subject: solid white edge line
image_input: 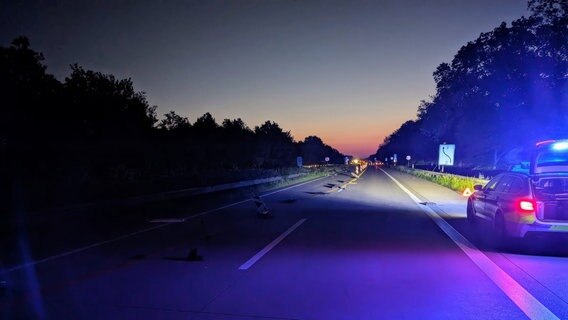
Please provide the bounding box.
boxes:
[4,175,330,275]
[379,168,559,320]
[239,218,307,270]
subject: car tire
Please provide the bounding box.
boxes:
[493,212,510,250]
[467,200,477,224]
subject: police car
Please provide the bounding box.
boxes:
[467,140,568,241]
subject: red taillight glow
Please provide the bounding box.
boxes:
[518,200,535,212]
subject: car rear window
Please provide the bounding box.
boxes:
[533,177,568,198]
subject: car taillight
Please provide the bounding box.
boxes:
[518,199,535,212]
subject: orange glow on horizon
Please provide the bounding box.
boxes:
[289,113,411,158]
[295,127,401,158]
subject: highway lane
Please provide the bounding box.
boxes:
[1,175,330,270]
[1,172,351,318]
[4,167,567,319]
[384,167,568,319]
[193,168,527,320]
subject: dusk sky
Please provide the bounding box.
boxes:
[1,0,528,157]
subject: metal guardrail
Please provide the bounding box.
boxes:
[38,172,312,216]
[127,173,308,203]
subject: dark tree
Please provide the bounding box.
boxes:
[375,0,568,169]
[193,112,219,132]
[158,111,191,132]
[0,36,61,143]
[1,37,346,211]
[254,121,295,168]
[63,64,157,139]
[299,136,344,164]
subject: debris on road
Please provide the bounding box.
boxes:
[187,248,203,261]
[252,194,272,218]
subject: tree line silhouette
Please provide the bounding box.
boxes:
[374,0,568,169]
[0,38,344,210]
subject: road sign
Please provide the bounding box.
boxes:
[325,157,330,162]
[296,156,303,167]
[438,144,455,166]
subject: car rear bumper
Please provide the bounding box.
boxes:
[508,221,568,238]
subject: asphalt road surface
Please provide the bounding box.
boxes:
[3,167,568,319]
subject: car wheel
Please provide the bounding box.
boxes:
[493,212,509,250]
[467,200,476,224]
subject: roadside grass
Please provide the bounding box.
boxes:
[394,166,488,194]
